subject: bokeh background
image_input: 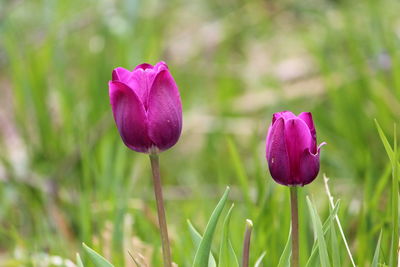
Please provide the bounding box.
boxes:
[0,0,399,266]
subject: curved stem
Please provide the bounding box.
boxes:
[290,186,299,267]
[149,154,172,267]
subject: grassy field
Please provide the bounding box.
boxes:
[0,0,399,266]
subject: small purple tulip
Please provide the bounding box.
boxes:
[109,61,182,153]
[266,111,326,186]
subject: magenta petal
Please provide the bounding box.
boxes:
[112,67,132,82]
[299,112,317,152]
[298,143,325,185]
[266,118,291,185]
[147,69,182,151]
[284,118,312,183]
[134,63,154,70]
[109,81,152,153]
[273,111,297,124]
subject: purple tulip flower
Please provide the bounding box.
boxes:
[266,111,326,186]
[109,61,182,153]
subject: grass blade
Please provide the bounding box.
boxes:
[306,200,340,267]
[375,120,394,162]
[277,227,291,267]
[76,253,84,267]
[82,243,114,267]
[187,220,217,267]
[218,204,239,267]
[372,230,382,267]
[324,175,356,267]
[192,186,230,267]
[375,122,399,266]
[330,205,340,267]
[254,251,266,267]
[306,196,331,267]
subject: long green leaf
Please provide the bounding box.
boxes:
[306,197,331,267]
[192,187,230,267]
[82,243,114,267]
[306,201,340,267]
[187,220,217,267]
[375,122,399,266]
[76,253,84,267]
[218,204,239,267]
[329,205,340,267]
[372,230,382,267]
[277,227,291,267]
[254,251,266,267]
[390,125,399,266]
[375,120,394,162]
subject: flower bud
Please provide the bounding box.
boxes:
[109,62,182,153]
[266,111,325,186]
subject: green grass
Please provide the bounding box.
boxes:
[0,0,399,266]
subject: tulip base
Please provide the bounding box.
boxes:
[290,186,299,267]
[149,153,172,267]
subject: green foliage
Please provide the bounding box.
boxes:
[192,187,230,267]
[307,197,331,267]
[187,221,217,267]
[82,243,114,267]
[218,204,239,267]
[277,228,291,267]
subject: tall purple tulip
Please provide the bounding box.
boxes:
[265,111,325,267]
[109,61,182,154]
[266,111,325,186]
[109,61,182,267]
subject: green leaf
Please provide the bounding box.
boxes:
[306,201,340,267]
[76,253,84,267]
[254,251,266,267]
[329,205,340,267]
[375,120,394,162]
[306,197,331,267]
[372,230,382,267]
[192,186,230,267]
[218,204,239,267]
[82,243,114,267]
[375,122,399,266]
[277,227,291,267]
[187,220,217,267]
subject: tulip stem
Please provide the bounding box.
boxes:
[290,186,299,267]
[149,153,172,267]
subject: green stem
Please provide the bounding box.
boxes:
[290,186,299,267]
[149,154,172,267]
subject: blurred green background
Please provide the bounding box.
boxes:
[0,0,399,266]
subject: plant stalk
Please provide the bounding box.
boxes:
[242,219,253,267]
[149,154,172,267]
[290,186,299,267]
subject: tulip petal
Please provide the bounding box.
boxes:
[134,63,154,70]
[112,67,132,82]
[284,118,313,184]
[266,118,291,185]
[130,63,169,108]
[147,69,182,151]
[299,112,317,152]
[273,111,297,124]
[109,81,152,153]
[298,142,326,185]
